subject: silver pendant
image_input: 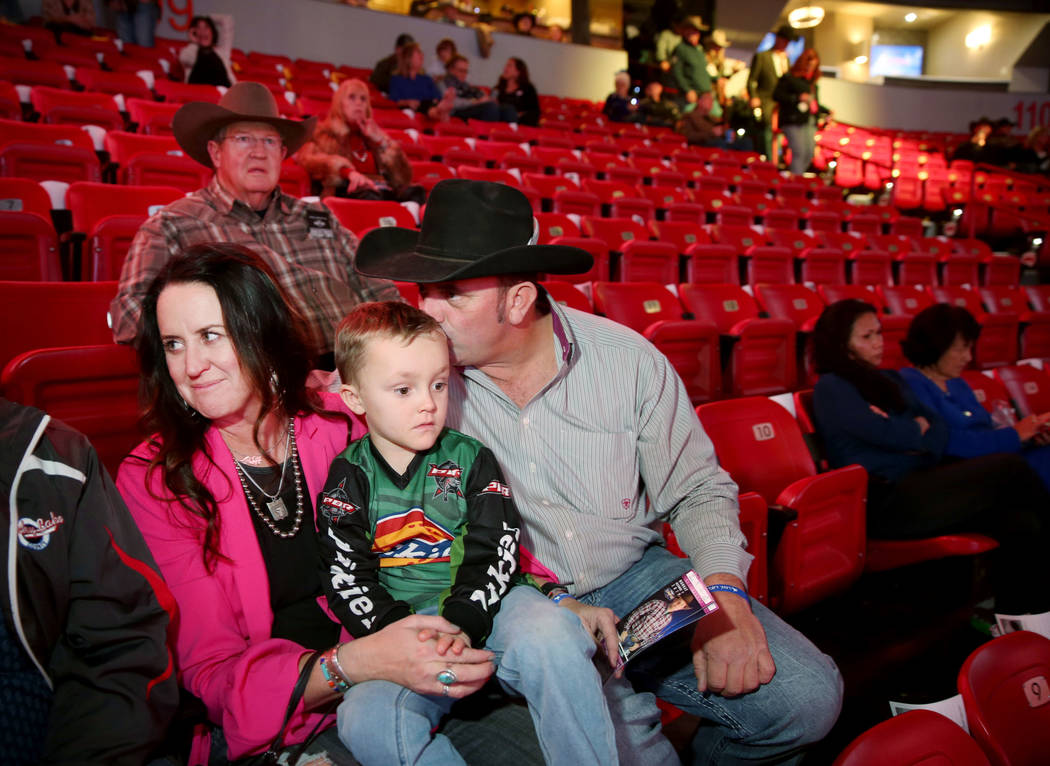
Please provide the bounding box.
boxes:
[267,497,289,521]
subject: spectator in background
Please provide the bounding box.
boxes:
[602,71,641,123]
[899,304,1050,491]
[0,398,179,765]
[987,116,1020,165]
[298,78,423,203]
[704,29,743,121]
[951,117,994,164]
[178,14,235,87]
[109,0,159,47]
[513,11,536,36]
[672,16,711,113]
[637,80,680,127]
[1016,125,1050,175]
[495,57,540,126]
[548,25,566,42]
[749,24,797,160]
[812,298,1050,616]
[370,32,414,94]
[42,0,95,40]
[427,37,457,78]
[653,16,683,77]
[439,54,516,122]
[109,81,400,363]
[389,41,456,123]
[773,47,827,174]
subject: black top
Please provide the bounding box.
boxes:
[242,460,339,650]
[189,47,232,87]
[497,80,540,126]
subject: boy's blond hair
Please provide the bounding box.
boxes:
[335,301,444,385]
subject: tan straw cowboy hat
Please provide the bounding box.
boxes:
[172,81,316,168]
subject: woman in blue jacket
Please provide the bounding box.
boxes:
[899,303,1050,491]
[812,299,1050,613]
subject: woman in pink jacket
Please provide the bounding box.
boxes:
[116,243,503,763]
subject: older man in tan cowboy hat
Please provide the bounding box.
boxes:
[109,81,399,364]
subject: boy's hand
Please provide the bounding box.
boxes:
[559,599,623,676]
[429,630,472,656]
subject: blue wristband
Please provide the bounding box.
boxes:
[707,584,751,607]
[551,592,574,605]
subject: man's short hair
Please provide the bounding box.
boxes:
[335,301,444,384]
[395,33,415,48]
[446,54,468,72]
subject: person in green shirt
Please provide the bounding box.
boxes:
[671,16,712,113]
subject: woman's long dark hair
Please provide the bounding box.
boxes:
[135,243,325,571]
[812,299,906,412]
[499,57,532,92]
[190,15,219,48]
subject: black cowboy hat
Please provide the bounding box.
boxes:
[355,180,593,283]
[172,81,316,168]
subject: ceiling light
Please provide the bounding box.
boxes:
[905,12,917,23]
[854,55,868,64]
[788,6,825,29]
[965,24,991,49]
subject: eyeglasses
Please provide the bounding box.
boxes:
[224,134,282,151]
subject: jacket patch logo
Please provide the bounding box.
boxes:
[427,460,463,500]
[321,478,358,523]
[17,512,65,551]
[481,480,511,498]
[373,508,454,566]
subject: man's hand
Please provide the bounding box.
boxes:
[690,574,775,696]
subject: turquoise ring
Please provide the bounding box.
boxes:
[436,668,457,686]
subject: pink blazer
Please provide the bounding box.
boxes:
[116,393,366,760]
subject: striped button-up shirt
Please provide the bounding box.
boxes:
[109,176,400,354]
[447,300,750,596]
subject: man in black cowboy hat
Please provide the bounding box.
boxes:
[748,23,799,161]
[355,179,844,764]
[109,81,399,362]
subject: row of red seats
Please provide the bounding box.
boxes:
[833,631,1050,765]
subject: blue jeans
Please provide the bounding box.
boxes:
[577,546,843,765]
[336,585,676,765]
[781,122,815,175]
[115,1,159,47]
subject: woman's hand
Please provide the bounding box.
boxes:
[1015,412,1050,441]
[913,416,930,435]
[345,170,377,193]
[357,117,387,145]
[341,615,494,699]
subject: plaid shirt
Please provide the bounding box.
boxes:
[109,176,400,355]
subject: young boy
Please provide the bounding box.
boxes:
[317,301,626,766]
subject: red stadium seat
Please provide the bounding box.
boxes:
[817,284,880,309]
[74,68,152,100]
[552,188,600,217]
[153,80,222,104]
[30,86,123,130]
[582,216,649,253]
[754,284,823,332]
[831,710,990,766]
[83,214,144,281]
[103,131,206,190]
[649,220,710,253]
[0,281,117,370]
[592,281,720,404]
[848,250,894,286]
[879,284,935,316]
[1,343,142,475]
[995,365,1050,417]
[278,160,311,198]
[322,198,415,236]
[66,181,182,235]
[744,245,794,287]
[679,284,796,396]
[540,281,592,313]
[960,370,1014,415]
[534,212,580,243]
[409,161,454,192]
[0,56,70,89]
[618,240,680,283]
[0,177,53,220]
[980,286,1050,359]
[696,396,866,614]
[546,236,610,283]
[958,631,1050,766]
[0,211,60,280]
[125,97,180,134]
[682,243,738,285]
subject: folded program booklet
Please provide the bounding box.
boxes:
[615,569,720,670]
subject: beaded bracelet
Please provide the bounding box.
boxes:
[706,584,751,608]
[330,643,354,690]
[319,650,351,694]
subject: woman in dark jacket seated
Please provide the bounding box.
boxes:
[899,303,1050,491]
[812,299,1050,613]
